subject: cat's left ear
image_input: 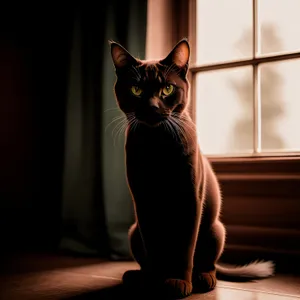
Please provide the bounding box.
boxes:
[159,38,190,75]
[109,40,138,69]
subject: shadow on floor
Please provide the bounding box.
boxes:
[63,283,174,300]
[0,252,108,275]
[63,284,126,300]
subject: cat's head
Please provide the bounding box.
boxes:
[110,39,190,127]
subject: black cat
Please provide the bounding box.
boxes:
[110,39,274,299]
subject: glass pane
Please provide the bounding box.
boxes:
[196,67,253,155]
[261,59,300,152]
[196,0,253,65]
[259,0,300,55]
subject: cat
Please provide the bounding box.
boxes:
[109,39,274,299]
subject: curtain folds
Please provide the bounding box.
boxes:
[60,0,147,260]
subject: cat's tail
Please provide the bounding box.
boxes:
[216,260,275,282]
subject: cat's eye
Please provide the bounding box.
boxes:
[131,86,143,96]
[162,84,175,96]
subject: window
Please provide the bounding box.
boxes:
[146,0,300,273]
[189,0,300,157]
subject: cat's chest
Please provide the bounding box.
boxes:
[126,134,191,183]
[127,136,183,167]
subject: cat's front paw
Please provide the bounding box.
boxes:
[163,278,192,299]
[192,270,217,293]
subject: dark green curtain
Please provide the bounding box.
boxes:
[59,0,147,259]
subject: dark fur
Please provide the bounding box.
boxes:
[110,39,274,298]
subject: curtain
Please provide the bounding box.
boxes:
[60,0,147,260]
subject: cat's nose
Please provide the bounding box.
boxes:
[149,98,159,111]
[150,105,159,112]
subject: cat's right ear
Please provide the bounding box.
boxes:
[109,40,137,69]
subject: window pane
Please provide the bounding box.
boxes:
[196,67,253,155]
[261,59,300,152]
[196,0,252,65]
[259,0,300,55]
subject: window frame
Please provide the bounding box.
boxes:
[188,0,300,158]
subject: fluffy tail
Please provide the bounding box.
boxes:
[216,260,275,282]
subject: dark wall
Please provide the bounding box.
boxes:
[0,3,73,252]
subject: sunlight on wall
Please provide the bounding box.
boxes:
[196,0,300,155]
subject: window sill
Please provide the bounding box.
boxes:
[207,155,300,273]
[208,155,300,174]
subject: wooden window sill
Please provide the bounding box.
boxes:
[207,155,300,273]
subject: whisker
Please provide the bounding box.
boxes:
[105,115,126,133]
[174,119,196,136]
[112,117,128,141]
[127,70,140,82]
[113,118,133,146]
[168,118,189,150]
[168,113,198,154]
[171,112,196,132]
[113,124,126,147]
[163,64,172,78]
[104,107,119,113]
[127,65,141,82]
[166,63,176,77]
[132,65,142,79]
[171,116,195,142]
[114,122,127,146]
[112,113,138,146]
[164,63,177,79]
[161,120,169,134]
[127,115,137,128]
[130,118,140,133]
[165,119,181,144]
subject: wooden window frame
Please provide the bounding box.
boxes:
[146,0,300,273]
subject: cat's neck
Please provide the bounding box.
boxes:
[125,111,197,155]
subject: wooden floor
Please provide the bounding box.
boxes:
[0,253,300,299]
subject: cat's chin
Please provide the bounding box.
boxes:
[136,115,168,128]
[138,119,163,128]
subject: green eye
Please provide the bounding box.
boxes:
[162,84,175,96]
[131,86,143,96]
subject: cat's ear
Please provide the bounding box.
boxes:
[109,40,138,69]
[159,38,190,74]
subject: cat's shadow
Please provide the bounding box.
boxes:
[63,283,123,300]
[63,283,217,300]
[63,283,159,300]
